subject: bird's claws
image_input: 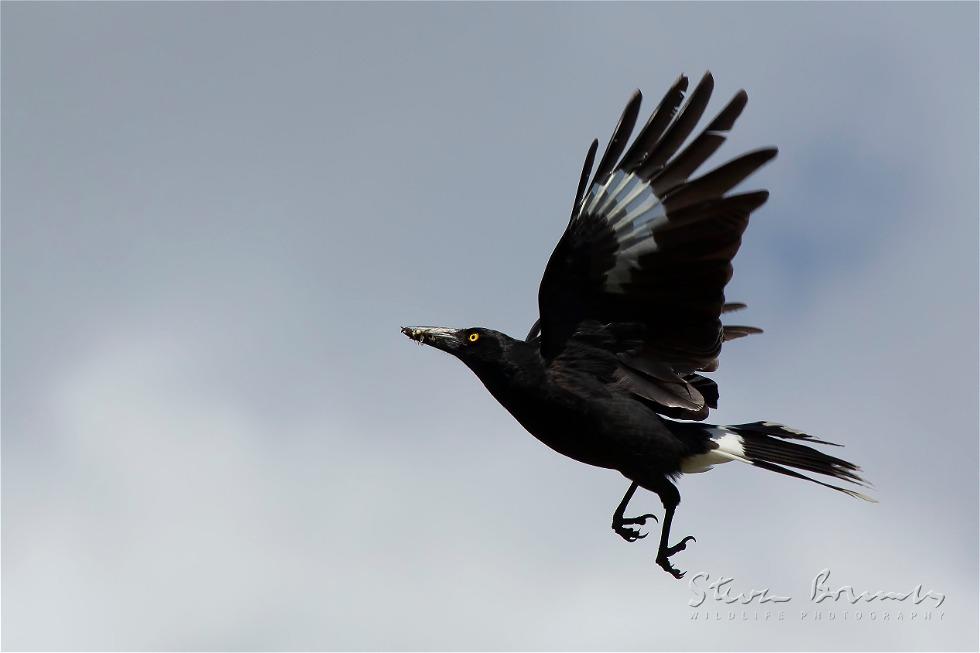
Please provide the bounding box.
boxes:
[665,535,696,556]
[616,528,647,542]
[656,555,687,579]
[656,535,696,579]
[612,513,658,542]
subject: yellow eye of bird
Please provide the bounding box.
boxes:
[468,332,480,343]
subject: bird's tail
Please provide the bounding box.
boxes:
[682,421,876,502]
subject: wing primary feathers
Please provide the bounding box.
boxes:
[704,89,748,132]
[538,75,777,404]
[620,74,689,172]
[664,148,777,212]
[571,139,600,219]
[721,302,748,313]
[650,90,748,196]
[723,325,763,341]
[657,190,770,232]
[637,72,715,178]
[590,90,643,191]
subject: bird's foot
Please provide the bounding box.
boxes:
[665,535,695,556]
[655,536,696,579]
[656,554,687,579]
[612,513,658,542]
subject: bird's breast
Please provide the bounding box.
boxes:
[480,375,630,470]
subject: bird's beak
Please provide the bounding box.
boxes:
[401,326,460,352]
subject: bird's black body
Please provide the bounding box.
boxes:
[462,331,688,473]
[403,73,872,578]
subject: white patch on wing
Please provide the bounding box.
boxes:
[680,428,748,474]
[618,194,658,226]
[583,172,619,216]
[613,176,650,217]
[575,173,671,294]
[595,171,635,216]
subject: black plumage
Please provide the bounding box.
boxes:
[403,73,873,578]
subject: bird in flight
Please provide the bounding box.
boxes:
[402,72,873,578]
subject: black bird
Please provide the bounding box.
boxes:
[402,73,873,578]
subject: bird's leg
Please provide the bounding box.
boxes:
[655,504,696,579]
[611,482,658,542]
[652,481,696,579]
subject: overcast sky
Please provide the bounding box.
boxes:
[3,2,978,651]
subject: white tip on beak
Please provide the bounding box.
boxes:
[400,326,459,349]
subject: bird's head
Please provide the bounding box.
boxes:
[401,326,514,371]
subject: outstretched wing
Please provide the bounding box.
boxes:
[534,73,775,420]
